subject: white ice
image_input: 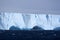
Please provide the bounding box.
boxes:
[0,13,60,30]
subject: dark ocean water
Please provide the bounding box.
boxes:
[0,30,60,40]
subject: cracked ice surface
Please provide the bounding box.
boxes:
[0,13,60,30]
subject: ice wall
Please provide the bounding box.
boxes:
[0,13,60,30]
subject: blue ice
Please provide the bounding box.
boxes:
[0,13,60,30]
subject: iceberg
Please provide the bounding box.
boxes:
[0,12,60,30]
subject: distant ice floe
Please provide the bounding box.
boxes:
[0,12,60,30]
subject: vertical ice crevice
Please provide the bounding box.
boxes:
[9,13,25,30]
[51,15,60,29]
[0,13,5,30]
[22,13,30,29]
[28,14,37,29]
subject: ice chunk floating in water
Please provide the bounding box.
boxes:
[0,13,60,30]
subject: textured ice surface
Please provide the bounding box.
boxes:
[0,13,60,30]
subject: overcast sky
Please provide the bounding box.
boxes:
[0,0,60,14]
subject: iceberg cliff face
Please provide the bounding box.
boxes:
[2,13,26,30]
[0,13,3,29]
[0,13,60,30]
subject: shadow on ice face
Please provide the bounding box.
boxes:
[54,27,60,31]
[9,26,20,30]
[31,26,44,30]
